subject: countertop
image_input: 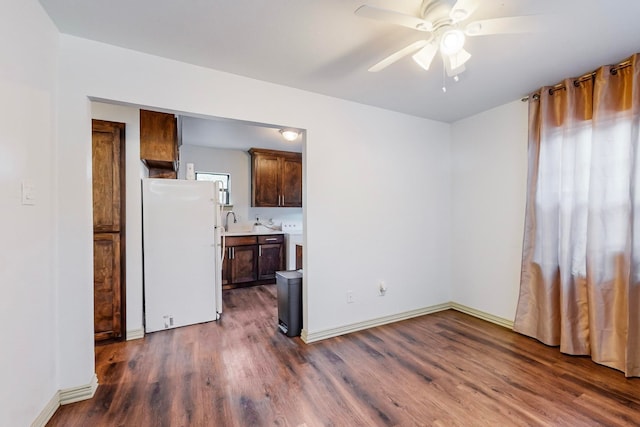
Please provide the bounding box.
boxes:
[222,230,285,237]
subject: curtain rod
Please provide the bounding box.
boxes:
[520,58,633,102]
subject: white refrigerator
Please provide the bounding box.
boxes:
[142,178,224,333]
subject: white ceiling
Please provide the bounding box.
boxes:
[40,0,640,123]
[179,115,303,152]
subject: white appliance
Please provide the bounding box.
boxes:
[142,178,224,333]
[283,221,303,270]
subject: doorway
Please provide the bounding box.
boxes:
[92,119,126,342]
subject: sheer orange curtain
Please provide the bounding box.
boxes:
[514,53,640,377]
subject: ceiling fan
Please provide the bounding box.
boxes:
[355,0,540,77]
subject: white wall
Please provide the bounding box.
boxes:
[0,0,59,425]
[91,102,145,338]
[55,34,452,390]
[179,145,252,222]
[450,100,529,321]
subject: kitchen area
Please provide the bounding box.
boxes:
[139,109,304,337]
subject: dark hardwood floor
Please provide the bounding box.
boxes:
[48,285,640,426]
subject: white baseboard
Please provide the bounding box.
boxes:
[127,328,145,340]
[301,301,513,344]
[301,302,451,343]
[30,391,60,427]
[59,373,99,405]
[450,302,514,329]
[31,374,99,427]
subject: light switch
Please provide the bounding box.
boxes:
[21,181,36,205]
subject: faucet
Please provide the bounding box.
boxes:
[225,211,237,229]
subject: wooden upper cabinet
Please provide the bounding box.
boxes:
[281,156,302,207]
[140,109,178,173]
[92,120,123,233]
[252,152,281,207]
[249,148,302,207]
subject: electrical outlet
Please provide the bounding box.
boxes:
[347,291,355,303]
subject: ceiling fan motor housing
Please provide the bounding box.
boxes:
[420,0,455,30]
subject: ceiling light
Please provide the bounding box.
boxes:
[280,129,299,141]
[412,42,438,71]
[440,29,465,56]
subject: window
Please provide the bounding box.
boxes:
[196,172,230,205]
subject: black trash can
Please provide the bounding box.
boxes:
[276,270,302,337]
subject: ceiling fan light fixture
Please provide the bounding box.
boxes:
[280,129,300,141]
[465,21,482,36]
[440,29,465,55]
[450,8,469,22]
[444,54,467,77]
[412,42,438,71]
[447,48,472,70]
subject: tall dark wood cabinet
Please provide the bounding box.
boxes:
[92,119,126,342]
[249,148,302,207]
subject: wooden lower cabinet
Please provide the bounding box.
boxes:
[229,245,258,284]
[223,234,284,289]
[258,235,285,280]
[93,233,122,341]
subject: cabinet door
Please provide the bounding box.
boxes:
[92,119,125,343]
[258,243,284,280]
[140,109,177,171]
[221,247,230,286]
[281,156,302,207]
[92,120,123,233]
[252,153,281,207]
[230,245,258,284]
[94,233,122,341]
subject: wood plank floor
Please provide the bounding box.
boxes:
[48,285,640,426]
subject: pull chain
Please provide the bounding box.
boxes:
[442,63,447,93]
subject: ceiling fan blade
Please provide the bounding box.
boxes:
[368,40,429,72]
[449,0,479,23]
[355,5,433,32]
[465,16,545,36]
